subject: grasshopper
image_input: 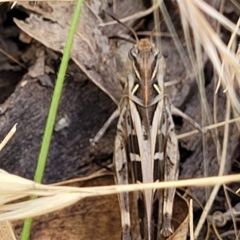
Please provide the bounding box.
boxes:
[91,12,202,240]
[114,35,179,239]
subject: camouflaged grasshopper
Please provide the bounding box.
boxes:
[92,12,202,240]
[114,35,179,239]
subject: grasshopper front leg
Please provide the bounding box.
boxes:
[90,108,120,144]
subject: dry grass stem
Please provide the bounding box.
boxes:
[52,167,113,186]
[177,116,240,139]
[0,124,17,152]
[99,0,162,27]
[189,199,194,240]
[178,0,240,117]
[0,171,239,221]
[0,48,26,69]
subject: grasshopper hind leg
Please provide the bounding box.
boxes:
[122,225,132,240]
[118,188,132,240]
[114,124,132,239]
[161,215,173,237]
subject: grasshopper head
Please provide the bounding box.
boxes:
[129,38,160,85]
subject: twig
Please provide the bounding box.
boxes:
[99,0,162,27]
[0,124,17,152]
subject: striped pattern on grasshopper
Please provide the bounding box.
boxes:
[114,38,179,240]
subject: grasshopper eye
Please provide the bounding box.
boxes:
[129,47,141,80]
[129,47,138,60]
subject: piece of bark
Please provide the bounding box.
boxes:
[0,73,115,183]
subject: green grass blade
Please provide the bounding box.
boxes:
[20,1,84,239]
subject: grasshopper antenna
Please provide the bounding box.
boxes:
[102,10,139,43]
